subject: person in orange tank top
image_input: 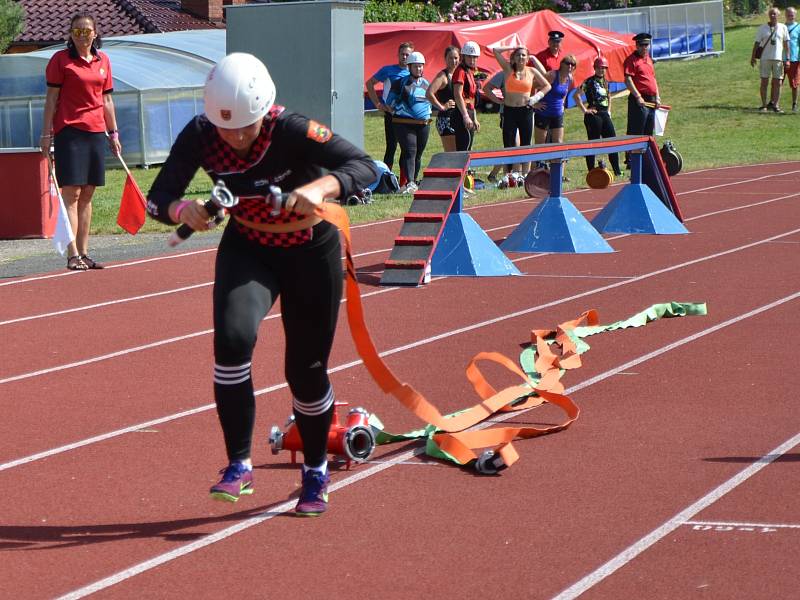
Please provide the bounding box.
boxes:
[492,46,550,174]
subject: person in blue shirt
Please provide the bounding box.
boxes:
[366,42,413,183]
[387,52,432,194]
[533,54,577,145]
[786,6,799,113]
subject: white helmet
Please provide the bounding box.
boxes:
[204,53,276,129]
[406,51,425,65]
[461,41,481,57]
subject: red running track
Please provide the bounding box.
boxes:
[1,162,799,599]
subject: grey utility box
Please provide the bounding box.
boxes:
[226,1,365,149]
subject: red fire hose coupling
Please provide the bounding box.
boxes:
[268,403,376,469]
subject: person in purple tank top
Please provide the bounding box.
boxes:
[532,54,577,145]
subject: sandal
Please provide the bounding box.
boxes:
[80,254,104,269]
[67,255,89,271]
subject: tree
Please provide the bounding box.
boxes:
[0,0,26,54]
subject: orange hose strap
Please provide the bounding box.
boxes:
[316,202,580,469]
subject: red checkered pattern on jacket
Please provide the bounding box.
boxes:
[200,105,311,247]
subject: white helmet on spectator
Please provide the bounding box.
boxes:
[406,51,425,65]
[461,41,481,57]
[204,53,276,129]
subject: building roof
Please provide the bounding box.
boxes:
[14,0,220,47]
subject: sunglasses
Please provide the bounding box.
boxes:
[563,61,577,67]
[71,27,94,37]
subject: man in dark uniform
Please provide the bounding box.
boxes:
[624,32,661,135]
[531,30,564,74]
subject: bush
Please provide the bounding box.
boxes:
[364,0,442,23]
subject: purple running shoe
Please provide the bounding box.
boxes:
[209,462,253,502]
[294,469,330,516]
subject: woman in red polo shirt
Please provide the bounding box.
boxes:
[40,13,121,271]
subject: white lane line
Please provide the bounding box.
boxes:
[6,181,798,328]
[685,521,800,530]
[2,162,796,293]
[552,430,800,600]
[0,247,216,287]
[0,282,213,326]
[54,290,800,600]
[2,222,799,388]
[3,221,799,472]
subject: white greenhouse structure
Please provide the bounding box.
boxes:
[0,29,225,166]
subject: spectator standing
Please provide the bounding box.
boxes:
[366,42,413,181]
[751,8,790,113]
[389,52,432,194]
[785,7,799,113]
[146,53,375,516]
[533,54,577,145]
[533,31,563,73]
[40,12,121,271]
[426,46,461,151]
[574,56,622,176]
[452,41,481,151]
[482,69,507,181]
[624,33,661,135]
[492,46,551,174]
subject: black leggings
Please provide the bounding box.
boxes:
[393,122,430,184]
[502,105,533,149]
[212,222,342,467]
[583,111,621,174]
[383,112,398,169]
[452,108,475,151]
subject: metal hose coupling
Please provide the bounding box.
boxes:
[474,449,508,475]
[267,404,376,467]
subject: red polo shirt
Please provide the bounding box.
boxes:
[623,51,658,96]
[45,48,113,134]
[533,49,561,72]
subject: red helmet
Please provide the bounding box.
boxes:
[593,56,609,69]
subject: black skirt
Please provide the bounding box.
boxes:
[53,126,106,187]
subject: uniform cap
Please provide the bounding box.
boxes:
[633,32,653,43]
[548,31,565,41]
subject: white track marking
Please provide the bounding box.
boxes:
[2,163,796,292]
[552,431,800,600]
[685,521,800,530]
[0,282,213,326]
[0,247,216,287]
[5,181,799,327]
[54,290,800,599]
[3,228,800,471]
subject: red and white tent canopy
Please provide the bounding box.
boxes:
[365,10,636,85]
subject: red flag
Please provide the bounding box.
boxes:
[117,172,147,234]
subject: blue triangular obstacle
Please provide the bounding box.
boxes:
[592,183,688,234]
[500,196,614,253]
[431,212,521,276]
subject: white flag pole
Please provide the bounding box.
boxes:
[46,156,76,257]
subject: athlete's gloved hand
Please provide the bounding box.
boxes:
[285,183,326,216]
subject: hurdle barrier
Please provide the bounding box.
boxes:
[379,135,685,287]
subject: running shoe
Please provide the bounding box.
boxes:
[401,182,418,194]
[294,469,330,516]
[209,462,253,502]
[772,104,784,114]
